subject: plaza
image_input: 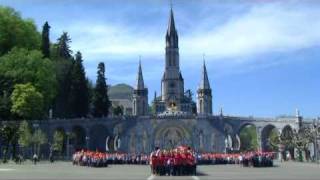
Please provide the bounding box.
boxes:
[0,161,319,180]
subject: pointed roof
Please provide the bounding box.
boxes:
[199,61,211,89]
[167,8,177,36]
[136,60,145,90]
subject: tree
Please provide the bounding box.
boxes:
[52,130,64,155]
[52,32,74,118]
[93,62,111,117]
[32,129,47,156]
[0,91,11,120]
[0,6,41,56]
[18,120,32,150]
[69,51,89,117]
[113,106,123,116]
[0,123,18,162]
[268,129,280,151]
[41,21,50,58]
[10,83,44,120]
[0,48,57,118]
[56,32,72,59]
[239,125,258,152]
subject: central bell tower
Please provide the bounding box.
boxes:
[161,8,184,111]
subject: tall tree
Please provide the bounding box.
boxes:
[56,32,72,59]
[52,32,74,118]
[93,62,110,117]
[41,21,50,58]
[69,51,89,117]
[32,129,47,155]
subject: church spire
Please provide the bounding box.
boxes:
[167,8,176,36]
[136,58,145,90]
[166,7,178,48]
[199,59,211,90]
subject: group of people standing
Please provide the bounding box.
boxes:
[72,149,274,170]
[72,150,149,167]
[150,146,197,176]
[197,152,275,167]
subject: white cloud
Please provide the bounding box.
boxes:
[183,3,320,61]
[53,2,320,65]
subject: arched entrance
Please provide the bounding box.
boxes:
[154,123,191,149]
[71,125,86,151]
[53,127,67,156]
[261,124,279,152]
[281,125,295,160]
[89,124,109,152]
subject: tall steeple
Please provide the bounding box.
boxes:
[136,59,144,90]
[199,60,211,90]
[166,8,178,48]
[197,58,212,115]
[161,6,184,112]
[133,58,148,116]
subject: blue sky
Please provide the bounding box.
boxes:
[1,0,319,118]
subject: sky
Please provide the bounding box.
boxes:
[0,0,319,118]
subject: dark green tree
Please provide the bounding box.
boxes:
[113,106,123,116]
[93,62,111,117]
[0,123,18,162]
[52,33,74,118]
[56,32,72,59]
[41,21,50,58]
[0,91,11,120]
[69,51,89,117]
[0,6,40,56]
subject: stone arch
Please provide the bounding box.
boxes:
[261,124,279,152]
[281,125,295,159]
[53,127,67,154]
[238,123,258,152]
[224,123,236,152]
[89,124,109,152]
[154,122,191,149]
[71,125,86,151]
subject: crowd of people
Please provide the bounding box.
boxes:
[72,149,275,170]
[150,146,196,176]
[72,150,149,167]
[197,152,275,167]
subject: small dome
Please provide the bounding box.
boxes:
[108,83,134,100]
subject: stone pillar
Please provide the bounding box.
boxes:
[256,126,262,151]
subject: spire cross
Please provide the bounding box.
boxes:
[170,0,173,9]
[202,53,206,64]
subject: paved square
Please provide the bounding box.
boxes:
[0,161,319,180]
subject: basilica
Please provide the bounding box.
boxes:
[132,9,212,116]
[20,8,306,157]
